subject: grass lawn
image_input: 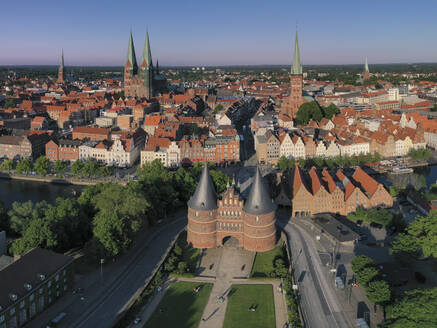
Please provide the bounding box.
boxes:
[144,281,212,328]
[251,244,286,278]
[223,284,276,328]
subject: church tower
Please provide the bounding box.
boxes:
[57,50,64,84]
[139,31,154,99]
[363,57,370,81]
[288,31,305,117]
[124,31,138,92]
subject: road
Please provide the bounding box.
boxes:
[280,220,350,328]
[26,215,186,328]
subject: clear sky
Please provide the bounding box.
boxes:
[1,0,437,66]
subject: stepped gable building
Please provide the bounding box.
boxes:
[290,165,393,217]
[187,166,277,252]
[123,31,167,99]
[281,31,305,118]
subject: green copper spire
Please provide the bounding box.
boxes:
[141,30,153,67]
[364,57,369,72]
[291,31,302,75]
[126,31,138,69]
[60,50,64,69]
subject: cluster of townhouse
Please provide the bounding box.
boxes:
[252,107,429,165]
[277,165,393,217]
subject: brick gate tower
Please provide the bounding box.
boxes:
[187,165,277,252]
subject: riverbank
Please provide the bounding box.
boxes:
[0,172,127,186]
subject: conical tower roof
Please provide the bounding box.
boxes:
[126,31,138,68]
[141,30,152,67]
[291,31,302,75]
[188,165,217,210]
[243,167,276,215]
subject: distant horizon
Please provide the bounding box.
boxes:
[2,61,437,69]
[2,1,437,66]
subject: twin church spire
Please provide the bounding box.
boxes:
[126,30,153,72]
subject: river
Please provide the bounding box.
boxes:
[0,178,84,208]
[382,164,437,190]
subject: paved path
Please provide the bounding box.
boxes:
[282,221,351,328]
[25,213,186,328]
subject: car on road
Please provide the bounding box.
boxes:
[358,234,368,241]
[133,317,141,324]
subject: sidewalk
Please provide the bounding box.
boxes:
[24,210,186,328]
[137,247,288,328]
[293,217,384,327]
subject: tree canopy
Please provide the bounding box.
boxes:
[391,210,437,259]
[295,101,323,125]
[381,288,437,328]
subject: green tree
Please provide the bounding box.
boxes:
[4,98,17,109]
[92,183,150,257]
[351,255,374,273]
[366,280,391,305]
[381,288,437,328]
[324,103,340,119]
[54,160,67,174]
[82,159,99,177]
[0,159,15,172]
[0,201,9,233]
[97,166,112,177]
[391,233,421,258]
[34,156,50,176]
[8,200,48,235]
[209,169,229,194]
[295,101,323,125]
[279,156,289,171]
[71,160,84,176]
[356,266,379,286]
[16,158,33,174]
[213,104,224,114]
[177,261,187,273]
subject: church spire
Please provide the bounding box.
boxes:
[126,31,138,70]
[60,49,64,69]
[57,49,64,84]
[364,57,369,72]
[291,31,302,75]
[141,30,153,68]
[188,164,217,211]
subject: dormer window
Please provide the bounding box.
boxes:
[37,273,45,281]
[9,294,18,302]
[24,283,32,291]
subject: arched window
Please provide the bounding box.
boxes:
[255,216,259,222]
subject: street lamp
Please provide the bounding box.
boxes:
[100,258,104,282]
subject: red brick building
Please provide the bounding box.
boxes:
[45,139,81,162]
[72,126,110,141]
[291,165,393,217]
[281,32,305,118]
[187,166,276,252]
